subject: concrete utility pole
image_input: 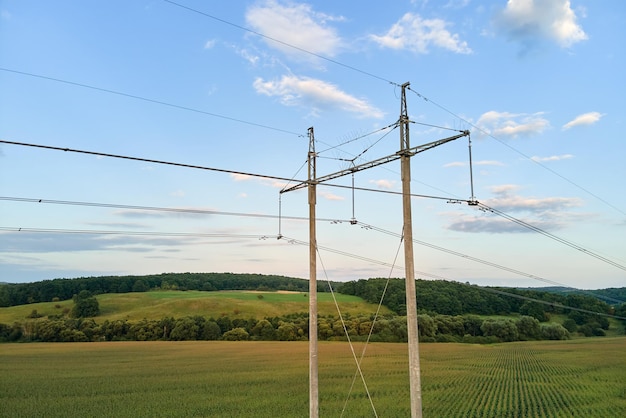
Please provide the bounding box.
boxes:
[307,127,319,418]
[399,82,423,418]
[280,88,468,418]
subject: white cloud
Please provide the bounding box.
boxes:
[531,154,574,162]
[446,160,504,167]
[370,12,472,54]
[204,39,217,49]
[495,0,587,48]
[445,184,584,233]
[253,75,384,119]
[245,0,343,58]
[486,184,582,214]
[231,173,253,181]
[234,47,260,66]
[476,110,549,138]
[443,161,466,168]
[170,190,186,197]
[369,179,396,190]
[562,112,602,130]
[476,160,505,166]
[320,191,344,201]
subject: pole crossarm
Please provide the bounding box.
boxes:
[280,130,469,194]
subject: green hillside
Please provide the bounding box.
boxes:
[0,290,389,324]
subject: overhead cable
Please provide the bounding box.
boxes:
[406,86,626,217]
[163,0,398,87]
[2,225,622,311]
[477,202,626,272]
[0,139,304,184]
[0,67,303,137]
[0,196,350,224]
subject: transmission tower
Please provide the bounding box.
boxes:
[281,83,469,418]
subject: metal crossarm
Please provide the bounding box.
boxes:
[280,130,469,194]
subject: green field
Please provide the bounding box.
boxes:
[1,338,624,417]
[0,290,389,323]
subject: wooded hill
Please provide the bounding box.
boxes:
[1,273,623,317]
[0,273,624,343]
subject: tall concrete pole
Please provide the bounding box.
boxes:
[307,127,319,418]
[399,82,423,418]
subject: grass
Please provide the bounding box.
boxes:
[0,290,389,323]
[0,338,624,417]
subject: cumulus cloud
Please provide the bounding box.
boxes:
[245,0,343,58]
[476,111,549,138]
[562,112,602,130]
[0,231,192,253]
[253,75,384,118]
[231,173,253,181]
[444,160,504,168]
[486,185,582,214]
[531,154,573,162]
[370,12,472,54]
[369,179,396,190]
[445,184,584,233]
[320,191,344,201]
[494,0,587,49]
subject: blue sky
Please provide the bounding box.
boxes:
[1,0,624,289]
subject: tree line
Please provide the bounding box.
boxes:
[337,278,621,334]
[1,275,623,343]
[0,272,336,307]
[0,311,572,344]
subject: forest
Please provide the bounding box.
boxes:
[1,273,624,344]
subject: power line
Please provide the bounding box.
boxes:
[3,139,623,276]
[406,86,626,217]
[322,183,626,274]
[359,221,624,295]
[0,226,275,240]
[0,67,304,137]
[281,236,626,318]
[0,139,303,183]
[0,196,350,224]
[477,202,626,272]
[163,0,399,87]
[3,225,622,309]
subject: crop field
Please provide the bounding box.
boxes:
[1,337,624,417]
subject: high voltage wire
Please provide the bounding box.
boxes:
[406,87,626,218]
[3,223,623,311]
[0,67,304,137]
[358,221,625,295]
[163,0,398,87]
[2,11,621,221]
[0,226,275,240]
[2,195,623,304]
[321,184,626,273]
[1,4,620,322]
[0,196,349,224]
[2,137,624,274]
[6,220,620,311]
[477,203,626,272]
[165,0,624,219]
[277,236,626,318]
[0,139,302,184]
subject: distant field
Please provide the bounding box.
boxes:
[0,290,389,323]
[0,338,624,417]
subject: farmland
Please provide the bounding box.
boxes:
[0,290,388,324]
[1,338,624,417]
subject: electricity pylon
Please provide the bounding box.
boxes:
[281,83,469,418]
